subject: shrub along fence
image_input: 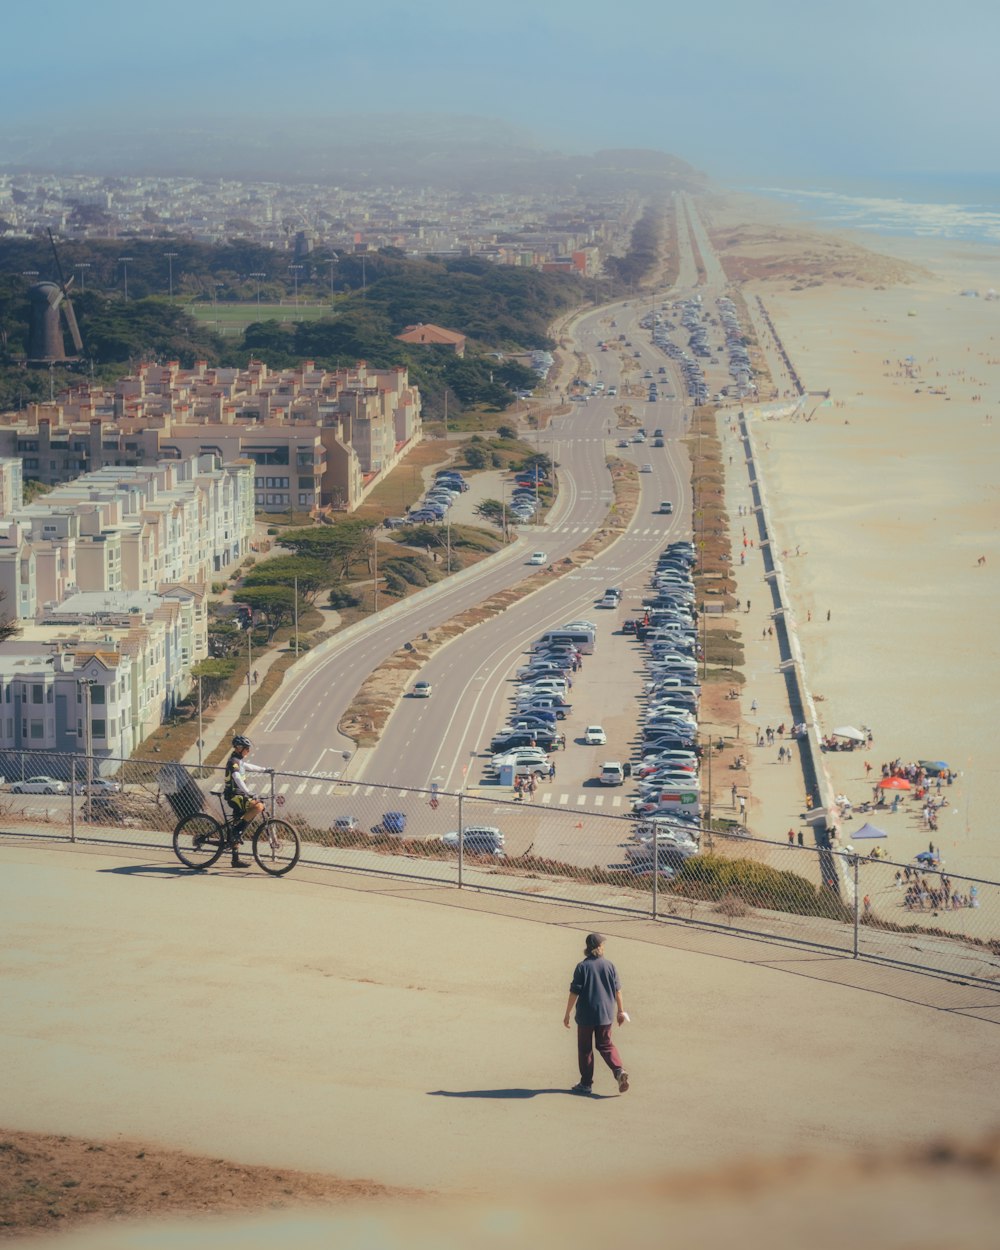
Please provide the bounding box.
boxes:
[1,752,997,987]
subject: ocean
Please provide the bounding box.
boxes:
[744,176,1000,248]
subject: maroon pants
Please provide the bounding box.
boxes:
[577,1023,622,1086]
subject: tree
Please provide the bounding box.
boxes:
[231,585,296,639]
[519,453,552,477]
[190,658,238,697]
[241,556,334,604]
[465,445,488,469]
[497,425,518,440]
[0,589,19,644]
[279,522,375,579]
[474,499,506,530]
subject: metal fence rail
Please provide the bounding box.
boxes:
[1,751,998,987]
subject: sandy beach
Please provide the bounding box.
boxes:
[711,201,1000,880]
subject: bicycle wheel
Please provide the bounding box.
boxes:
[173,813,226,870]
[252,819,300,876]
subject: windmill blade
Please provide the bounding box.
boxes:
[47,227,75,294]
[62,297,84,355]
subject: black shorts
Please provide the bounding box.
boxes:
[227,793,252,817]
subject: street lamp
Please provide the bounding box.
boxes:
[250,272,265,306]
[73,263,90,292]
[164,252,178,298]
[118,256,134,302]
[77,678,97,801]
[288,264,304,305]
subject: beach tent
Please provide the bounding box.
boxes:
[853,822,888,839]
[832,726,866,742]
[918,759,949,775]
[879,776,911,791]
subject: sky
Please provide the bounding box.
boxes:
[3,0,999,184]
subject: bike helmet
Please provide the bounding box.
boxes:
[232,735,252,751]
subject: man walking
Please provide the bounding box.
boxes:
[563,932,629,1096]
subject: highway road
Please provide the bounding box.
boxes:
[248,198,737,856]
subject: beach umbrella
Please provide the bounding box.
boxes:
[853,822,888,839]
[832,725,866,741]
[914,850,939,863]
[878,776,911,791]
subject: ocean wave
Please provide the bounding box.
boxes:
[748,186,1000,247]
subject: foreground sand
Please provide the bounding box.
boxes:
[1,841,997,1227]
[711,202,1000,879]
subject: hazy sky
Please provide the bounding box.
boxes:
[3,0,998,182]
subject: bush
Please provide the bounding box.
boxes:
[669,854,850,921]
[328,588,361,610]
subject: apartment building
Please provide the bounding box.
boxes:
[0,360,421,513]
[0,645,133,770]
[3,455,253,616]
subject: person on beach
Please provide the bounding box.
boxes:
[564,933,629,1096]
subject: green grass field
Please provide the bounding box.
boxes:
[187,302,334,335]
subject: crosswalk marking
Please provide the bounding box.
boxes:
[273,785,638,810]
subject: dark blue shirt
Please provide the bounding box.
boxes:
[569,955,620,1026]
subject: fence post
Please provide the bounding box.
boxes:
[652,826,659,921]
[69,757,77,843]
[457,791,464,890]
[852,854,860,959]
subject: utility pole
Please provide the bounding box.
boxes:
[247,628,253,716]
[372,537,379,614]
[197,675,204,773]
[293,576,299,657]
[164,252,178,298]
[118,256,133,302]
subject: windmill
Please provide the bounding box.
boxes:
[25,229,85,365]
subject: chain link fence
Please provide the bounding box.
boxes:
[2,751,998,986]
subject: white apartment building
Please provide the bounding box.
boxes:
[1,454,253,617]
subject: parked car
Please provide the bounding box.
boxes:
[583,725,607,745]
[600,761,626,786]
[330,816,361,835]
[10,776,67,795]
[442,826,505,856]
[372,811,407,835]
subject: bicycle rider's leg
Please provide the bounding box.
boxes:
[228,796,252,868]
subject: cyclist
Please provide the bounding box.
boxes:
[224,735,270,868]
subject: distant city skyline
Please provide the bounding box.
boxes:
[2,0,997,183]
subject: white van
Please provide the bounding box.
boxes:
[533,627,596,655]
[600,761,626,786]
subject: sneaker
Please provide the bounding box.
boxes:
[231,857,251,869]
[616,1069,630,1094]
[570,1083,593,1095]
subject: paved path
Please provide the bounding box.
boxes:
[2,840,996,1196]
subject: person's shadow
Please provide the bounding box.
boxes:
[428,1088,613,1100]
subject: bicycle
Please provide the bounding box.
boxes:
[172,781,300,877]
